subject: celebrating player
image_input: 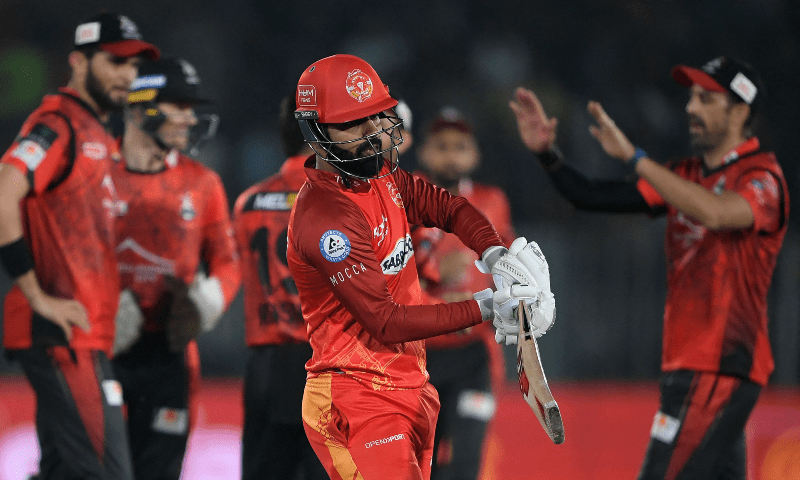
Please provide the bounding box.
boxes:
[0,12,158,479]
[233,94,328,480]
[287,54,553,480]
[510,56,787,479]
[111,57,241,480]
[412,107,516,479]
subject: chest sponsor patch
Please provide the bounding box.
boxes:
[381,234,414,274]
[247,192,297,211]
[650,411,681,444]
[11,123,58,171]
[82,142,107,160]
[320,229,351,262]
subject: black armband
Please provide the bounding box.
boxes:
[536,145,564,172]
[0,237,35,279]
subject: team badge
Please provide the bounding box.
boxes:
[82,142,107,160]
[346,69,373,103]
[385,181,404,208]
[320,230,351,263]
[180,193,196,221]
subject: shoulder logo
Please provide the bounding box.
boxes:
[346,69,373,103]
[320,230,351,262]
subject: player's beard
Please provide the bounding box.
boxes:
[327,137,384,179]
[86,64,125,113]
[688,114,728,155]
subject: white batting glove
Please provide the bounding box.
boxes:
[187,272,226,332]
[511,240,556,332]
[473,288,494,321]
[492,284,541,345]
[476,237,538,290]
[113,289,144,355]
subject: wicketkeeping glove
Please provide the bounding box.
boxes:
[113,289,144,355]
[492,284,541,345]
[164,275,202,353]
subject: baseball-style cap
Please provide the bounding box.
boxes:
[426,106,473,136]
[128,57,210,105]
[672,56,763,107]
[74,13,160,61]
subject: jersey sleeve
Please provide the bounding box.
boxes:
[201,173,241,307]
[295,195,483,345]
[732,169,783,233]
[393,168,505,255]
[1,114,72,194]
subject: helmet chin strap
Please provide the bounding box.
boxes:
[139,103,171,151]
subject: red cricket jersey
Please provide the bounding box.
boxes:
[2,88,120,353]
[412,177,516,350]
[112,147,240,332]
[287,159,503,390]
[637,138,788,386]
[233,155,307,346]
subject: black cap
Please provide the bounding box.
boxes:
[74,13,159,60]
[672,56,764,108]
[128,57,210,105]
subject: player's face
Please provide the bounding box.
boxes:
[325,114,391,177]
[685,85,735,154]
[419,128,479,189]
[86,51,141,112]
[156,102,198,151]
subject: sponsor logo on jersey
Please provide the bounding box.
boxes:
[650,411,680,444]
[381,234,413,274]
[298,85,317,107]
[130,74,167,91]
[365,433,405,449]
[11,140,46,171]
[373,215,388,246]
[329,262,367,286]
[82,142,107,160]
[152,407,189,435]
[251,192,296,211]
[180,193,196,221]
[385,181,404,208]
[674,212,706,248]
[320,230,351,262]
[345,69,373,103]
[117,238,176,282]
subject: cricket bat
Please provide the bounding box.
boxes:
[516,300,565,444]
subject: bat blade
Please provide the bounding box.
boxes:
[516,300,564,444]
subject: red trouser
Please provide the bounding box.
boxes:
[303,373,440,480]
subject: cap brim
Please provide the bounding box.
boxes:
[322,96,398,124]
[671,65,726,92]
[101,40,160,61]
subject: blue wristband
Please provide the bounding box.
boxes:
[626,147,647,174]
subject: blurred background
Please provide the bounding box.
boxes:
[1,0,800,477]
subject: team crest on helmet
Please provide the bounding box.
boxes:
[346,69,374,103]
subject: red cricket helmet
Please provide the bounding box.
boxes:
[294,54,404,180]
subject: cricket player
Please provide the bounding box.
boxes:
[0,12,158,479]
[287,53,553,480]
[511,56,787,479]
[111,57,241,480]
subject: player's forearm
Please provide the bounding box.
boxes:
[634,157,752,229]
[370,301,483,344]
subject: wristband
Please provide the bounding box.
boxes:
[626,147,648,174]
[0,237,35,279]
[535,144,564,172]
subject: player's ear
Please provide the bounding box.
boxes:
[68,50,89,77]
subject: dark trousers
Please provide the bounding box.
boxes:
[637,370,761,480]
[241,343,328,480]
[16,346,133,480]
[427,341,494,480]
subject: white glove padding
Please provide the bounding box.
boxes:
[476,238,538,290]
[511,240,556,330]
[187,273,225,332]
[492,284,541,345]
[473,288,494,321]
[113,289,144,355]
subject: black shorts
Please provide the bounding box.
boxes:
[637,370,761,480]
[241,343,327,480]
[112,332,200,480]
[426,341,494,479]
[15,346,133,480]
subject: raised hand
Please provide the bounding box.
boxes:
[587,101,635,161]
[509,87,558,153]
